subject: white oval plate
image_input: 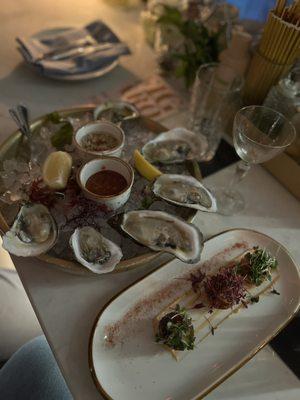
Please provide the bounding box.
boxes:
[89,229,300,400]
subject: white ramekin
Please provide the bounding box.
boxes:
[77,157,134,211]
[74,121,125,159]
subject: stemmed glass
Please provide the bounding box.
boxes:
[214,105,296,215]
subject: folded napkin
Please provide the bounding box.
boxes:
[17,20,130,76]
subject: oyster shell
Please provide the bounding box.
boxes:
[2,203,57,257]
[142,127,207,164]
[120,210,203,263]
[70,226,123,274]
[153,174,217,212]
[94,101,139,124]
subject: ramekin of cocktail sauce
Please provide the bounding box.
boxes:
[77,157,134,211]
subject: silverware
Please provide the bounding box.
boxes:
[9,104,31,139]
[41,43,113,61]
[9,104,34,161]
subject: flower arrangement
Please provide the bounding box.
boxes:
[142,1,235,86]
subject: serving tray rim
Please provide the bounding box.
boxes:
[0,105,198,275]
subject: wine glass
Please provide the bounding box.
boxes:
[214,105,296,215]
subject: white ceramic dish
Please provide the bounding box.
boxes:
[90,229,300,400]
[77,157,134,211]
[74,121,125,158]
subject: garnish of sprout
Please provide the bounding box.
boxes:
[156,304,195,351]
[236,247,278,286]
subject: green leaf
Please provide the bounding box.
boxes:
[156,305,195,351]
[44,111,61,124]
[174,60,187,78]
[141,195,154,209]
[237,247,278,286]
[156,5,223,87]
[43,112,74,150]
[157,6,183,28]
[50,121,73,150]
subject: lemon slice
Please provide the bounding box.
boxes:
[43,151,72,190]
[133,149,162,181]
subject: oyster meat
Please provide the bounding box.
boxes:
[2,203,57,257]
[153,174,217,212]
[142,127,207,164]
[120,210,203,263]
[70,226,123,274]
[94,101,139,124]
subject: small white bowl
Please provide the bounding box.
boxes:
[77,157,134,211]
[74,121,125,159]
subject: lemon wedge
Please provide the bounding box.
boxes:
[42,151,72,190]
[133,149,162,181]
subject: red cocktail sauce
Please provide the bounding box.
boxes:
[86,170,128,196]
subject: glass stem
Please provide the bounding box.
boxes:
[227,160,251,193]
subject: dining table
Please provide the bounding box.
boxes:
[0,0,299,399]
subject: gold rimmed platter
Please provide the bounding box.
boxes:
[0,106,199,275]
[89,229,300,400]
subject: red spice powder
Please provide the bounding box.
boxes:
[104,241,248,346]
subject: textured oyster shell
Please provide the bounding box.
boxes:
[2,203,57,257]
[153,174,217,212]
[142,127,207,164]
[94,101,139,123]
[120,210,203,264]
[70,226,123,274]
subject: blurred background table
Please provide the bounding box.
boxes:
[0,0,299,399]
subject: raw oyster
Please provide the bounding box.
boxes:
[70,226,123,274]
[120,210,203,263]
[142,127,207,164]
[94,101,139,124]
[153,174,217,212]
[2,203,57,257]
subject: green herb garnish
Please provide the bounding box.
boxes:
[44,111,61,124]
[237,247,278,286]
[157,6,223,87]
[44,112,73,150]
[140,184,155,209]
[156,304,195,351]
[141,195,155,209]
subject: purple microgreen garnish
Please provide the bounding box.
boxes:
[204,268,246,309]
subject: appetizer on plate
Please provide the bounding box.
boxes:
[91,230,299,400]
[155,304,195,351]
[154,246,279,360]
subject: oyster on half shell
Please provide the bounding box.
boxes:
[142,127,207,164]
[2,203,57,257]
[94,101,139,124]
[153,174,217,212]
[70,226,123,274]
[120,210,203,264]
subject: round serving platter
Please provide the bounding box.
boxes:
[0,106,200,275]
